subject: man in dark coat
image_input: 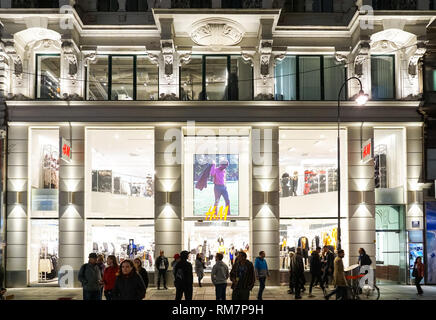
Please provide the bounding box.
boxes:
[155,250,169,290]
[174,251,193,300]
[321,246,335,288]
[309,247,324,297]
[230,251,255,300]
[290,248,305,299]
[358,248,372,267]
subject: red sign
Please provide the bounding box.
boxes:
[362,139,372,163]
[60,137,72,162]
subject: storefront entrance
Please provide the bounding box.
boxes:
[183,220,249,271]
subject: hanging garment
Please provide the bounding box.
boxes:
[195,164,213,191]
[39,259,52,273]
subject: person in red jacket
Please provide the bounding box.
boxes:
[103,255,118,300]
[413,257,425,296]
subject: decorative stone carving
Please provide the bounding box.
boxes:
[63,93,84,101]
[146,52,160,65]
[371,39,398,52]
[408,42,427,78]
[62,40,78,79]
[335,53,348,64]
[254,93,274,101]
[273,53,286,66]
[259,39,273,80]
[354,41,370,77]
[179,52,192,66]
[6,93,30,100]
[161,40,175,82]
[241,52,255,67]
[83,51,97,66]
[190,18,244,47]
[4,41,23,84]
[159,93,178,100]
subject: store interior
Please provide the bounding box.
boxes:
[183,220,249,271]
[86,129,155,218]
[29,219,59,285]
[86,220,155,271]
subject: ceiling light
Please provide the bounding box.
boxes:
[314,141,321,146]
[114,134,120,140]
[320,134,326,139]
[288,147,296,152]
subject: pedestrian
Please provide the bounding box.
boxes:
[325,249,348,300]
[134,258,149,297]
[254,251,270,300]
[290,248,305,299]
[308,247,324,297]
[0,264,6,300]
[102,255,118,301]
[195,253,205,287]
[229,246,235,267]
[172,253,181,283]
[321,246,335,288]
[155,250,169,290]
[358,248,372,267]
[78,252,102,300]
[96,254,105,299]
[287,251,295,294]
[413,257,425,296]
[230,251,255,300]
[211,252,229,300]
[174,250,193,300]
[112,260,146,300]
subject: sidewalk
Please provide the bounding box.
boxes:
[4,284,436,300]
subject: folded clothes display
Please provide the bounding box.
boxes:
[91,170,154,198]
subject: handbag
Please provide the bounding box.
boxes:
[412,266,418,278]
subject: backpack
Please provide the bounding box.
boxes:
[412,265,418,278]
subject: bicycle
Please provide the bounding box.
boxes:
[346,274,380,300]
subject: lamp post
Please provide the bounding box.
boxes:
[336,77,368,250]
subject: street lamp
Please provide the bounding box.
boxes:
[336,77,368,250]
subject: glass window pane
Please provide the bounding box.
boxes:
[87,55,109,101]
[205,56,228,101]
[299,56,321,100]
[427,148,436,180]
[324,56,346,100]
[229,56,253,100]
[275,56,296,100]
[180,56,202,101]
[137,56,158,100]
[371,55,395,99]
[29,128,59,218]
[111,56,134,100]
[36,55,60,99]
[432,69,436,91]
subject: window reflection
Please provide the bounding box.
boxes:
[36,55,60,99]
[111,56,134,100]
[87,56,109,101]
[205,56,228,101]
[180,56,203,101]
[137,56,159,100]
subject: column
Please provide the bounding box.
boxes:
[6,125,28,287]
[251,126,280,285]
[347,126,376,267]
[154,126,182,286]
[405,126,424,234]
[58,125,84,288]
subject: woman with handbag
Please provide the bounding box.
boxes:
[413,257,425,296]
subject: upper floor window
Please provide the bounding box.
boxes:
[86,55,158,101]
[180,55,253,101]
[125,0,148,11]
[312,0,333,12]
[372,0,418,10]
[36,54,61,100]
[12,0,59,8]
[371,55,395,100]
[274,55,347,101]
[97,0,119,11]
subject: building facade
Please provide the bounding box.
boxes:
[0,0,434,288]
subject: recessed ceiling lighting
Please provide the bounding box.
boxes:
[114,134,120,140]
[288,147,296,152]
[320,134,326,139]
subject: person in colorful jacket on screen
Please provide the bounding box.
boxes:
[210,157,231,215]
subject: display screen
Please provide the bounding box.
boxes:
[409,243,424,281]
[193,154,239,216]
[426,201,436,284]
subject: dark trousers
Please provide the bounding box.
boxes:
[325,286,347,300]
[309,273,324,294]
[158,269,167,288]
[257,277,266,300]
[214,184,230,214]
[83,289,101,301]
[415,277,423,294]
[104,289,113,301]
[322,269,332,287]
[175,286,193,300]
[232,288,250,300]
[215,283,227,300]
